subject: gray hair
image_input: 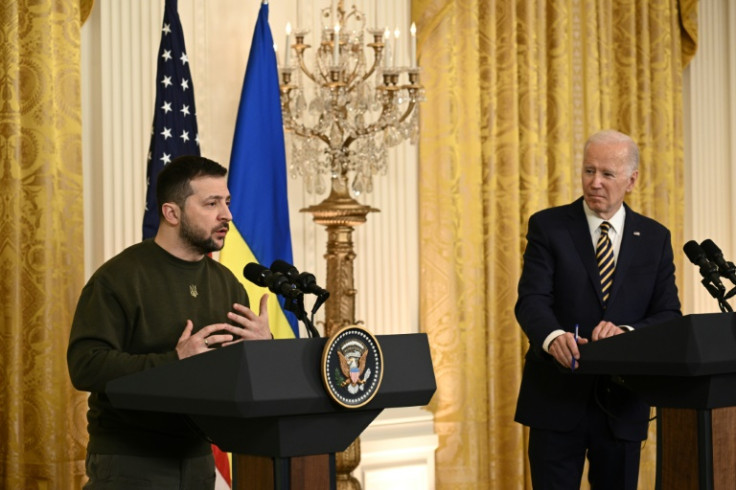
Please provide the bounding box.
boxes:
[584,129,640,174]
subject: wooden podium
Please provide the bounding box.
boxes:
[106,333,436,489]
[577,313,736,490]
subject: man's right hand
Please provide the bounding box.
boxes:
[175,320,245,359]
[549,332,588,370]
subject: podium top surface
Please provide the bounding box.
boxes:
[106,333,436,419]
[576,313,736,376]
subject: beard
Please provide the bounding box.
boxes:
[180,213,226,255]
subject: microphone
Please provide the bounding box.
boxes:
[271,260,330,313]
[243,263,302,299]
[700,239,736,286]
[683,240,726,295]
[270,260,330,299]
[247,261,321,338]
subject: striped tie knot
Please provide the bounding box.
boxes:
[597,221,615,306]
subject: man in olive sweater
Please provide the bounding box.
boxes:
[68,155,272,489]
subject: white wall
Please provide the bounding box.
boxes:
[682,1,736,314]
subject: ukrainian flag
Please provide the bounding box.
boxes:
[219,1,298,339]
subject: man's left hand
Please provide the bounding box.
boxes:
[226,294,272,342]
[591,320,624,341]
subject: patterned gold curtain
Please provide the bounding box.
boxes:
[413,0,697,488]
[0,1,93,488]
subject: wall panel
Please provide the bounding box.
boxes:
[683,1,736,314]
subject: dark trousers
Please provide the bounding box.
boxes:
[528,398,642,490]
[83,452,216,490]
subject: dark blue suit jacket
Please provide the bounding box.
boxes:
[514,197,681,441]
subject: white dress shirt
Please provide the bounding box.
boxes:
[542,201,627,353]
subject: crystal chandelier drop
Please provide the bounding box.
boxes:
[278,1,423,198]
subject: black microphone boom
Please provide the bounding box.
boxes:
[243,263,302,299]
[700,239,736,286]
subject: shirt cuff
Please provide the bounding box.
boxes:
[542,329,567,353]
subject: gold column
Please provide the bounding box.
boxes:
[303,177,377,336]
[303,175,376,490]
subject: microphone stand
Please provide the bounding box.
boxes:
[306,291,330,336]
[282,294,321,338]
[722,268,736,301]
[701,278,733,313]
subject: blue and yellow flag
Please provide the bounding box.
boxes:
[219,1,298,339]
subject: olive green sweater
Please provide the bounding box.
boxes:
[67,239,248,457]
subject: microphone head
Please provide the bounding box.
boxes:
[295,271,329,297]
[243,262,270,287]
[683,240,707,265]
[684,240,723,293]
[244,262,302,298]
[295,271,317,288]
[270,259,299,280]
[700,239,723,261]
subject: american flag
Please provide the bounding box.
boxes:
[142,5,231,485]
[142,0,200,240]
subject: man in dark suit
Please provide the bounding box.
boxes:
[515,130,681,489]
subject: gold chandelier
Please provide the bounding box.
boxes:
[278,1,423,199]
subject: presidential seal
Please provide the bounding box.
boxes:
[321,325,384,408]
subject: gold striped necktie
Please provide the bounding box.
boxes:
[597,221,615,306]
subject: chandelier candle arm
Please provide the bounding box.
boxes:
[363,30,387,81]
[292,33,318,83]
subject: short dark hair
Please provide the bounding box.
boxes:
[156,155,227,217]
